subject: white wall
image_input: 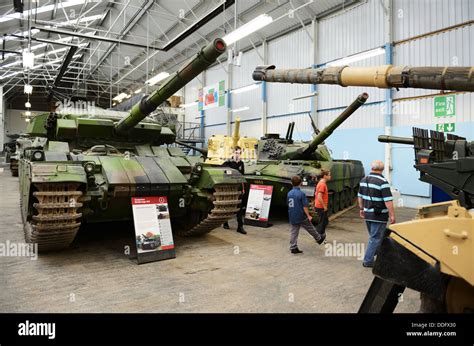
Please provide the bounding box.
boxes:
[266,28,313,117]
[0,87,4,150]
[4,109,29,139]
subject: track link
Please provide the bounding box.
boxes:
[25,183,83,252]
[178,184,241,236]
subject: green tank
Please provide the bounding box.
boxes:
[245,93,368,216]
[18,38,246,252]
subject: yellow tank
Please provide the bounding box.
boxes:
[205,118,258,165]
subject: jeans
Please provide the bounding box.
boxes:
[290,219,322,250]
[315,208,328,235]
[363,221,387,265]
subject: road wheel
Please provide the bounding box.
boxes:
[338,191,345,210]
[332,192,340,214]
[445,277,474,313]
[345,188,352,207]
[327,194,333,217]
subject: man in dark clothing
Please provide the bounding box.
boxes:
[223,146,246,234]
[358,160,396,268]
[287,176,326,254]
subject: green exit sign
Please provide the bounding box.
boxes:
[434,95,455,117]
[435,123,455,133]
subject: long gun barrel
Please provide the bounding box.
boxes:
[115,38,226,134]
[175,140,208,157]
[302,93,368,156]
[253,65,474,92]
[378,135,415,145]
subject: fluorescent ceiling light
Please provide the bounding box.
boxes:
[113,93,128,102]
[0,0,87,23]
[0,28,39,45]
[146,72,170,86]
[54,14,104,27]
[1,54,81,80]
[24,84,33,94]
[179,102,198,108]
[223,14,273,45]
[25,101,31,108]
[230,83,259,94]
[22,52,35,69]
[327,47,385,67]
[231,107,250,113]
[3,48,69,69]
[0,32,90,61]
[134,88,142,94]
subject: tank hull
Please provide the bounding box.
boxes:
[18,142,245,252]
[244,159,364,215]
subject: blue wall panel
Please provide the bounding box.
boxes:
[324,127,386,178]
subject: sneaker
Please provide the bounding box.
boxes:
[362,262,374,268]
[237,227,247,235]
[316,232,327,245]
[291,248,303,254]
[223,222,230,230]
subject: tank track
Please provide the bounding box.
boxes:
[309,186,359,221]
[24,183,83,252]
[10,159,18,177]
[177,184,241,236]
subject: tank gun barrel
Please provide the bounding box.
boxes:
[115,38,226,134]
[253,65,474,92]
[175,140,208,157]
[303,93,368,155]
[378,135,415,145]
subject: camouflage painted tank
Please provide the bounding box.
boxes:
[245,94,368,216]
[18,38,246,252]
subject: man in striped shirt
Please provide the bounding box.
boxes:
[358,160,396,268]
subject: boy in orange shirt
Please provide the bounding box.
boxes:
[314,169,331,235]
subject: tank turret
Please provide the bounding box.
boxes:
[253,65,474,91]
[259,93,368,161]
[299,92,368,157]
[378,127,474,208]
[115,38,226,134]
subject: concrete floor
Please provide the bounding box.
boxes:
[0,169,420,313]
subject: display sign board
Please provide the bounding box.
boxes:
[131,196,176,264]
[244,184,273,227]
[198,80,225,110]
[434,95,456,133]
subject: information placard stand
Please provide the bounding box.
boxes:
[244,184,273,228]
[131,196,176,264]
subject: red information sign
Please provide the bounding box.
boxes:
[245,184,273,227]
[131,196,176,264]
